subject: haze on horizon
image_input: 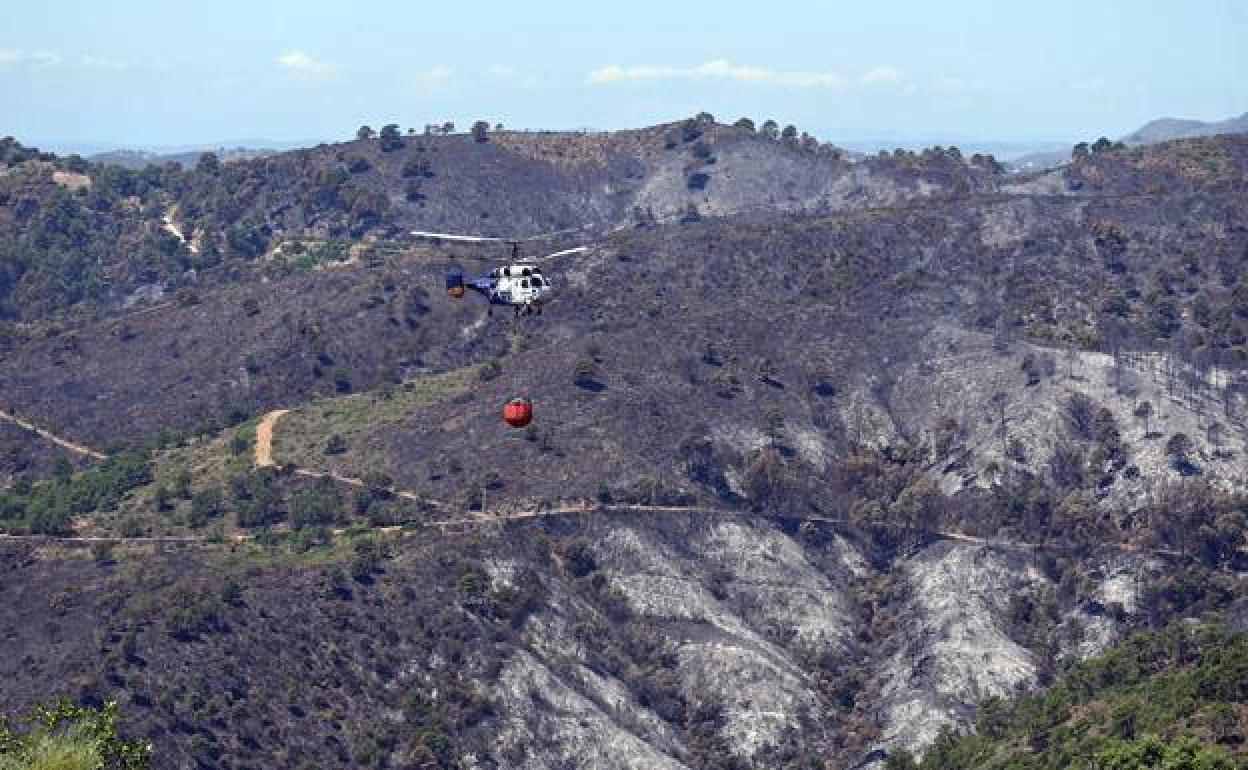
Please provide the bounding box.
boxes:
[2,0,1245,152]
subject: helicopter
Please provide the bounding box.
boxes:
[410,230,587,317]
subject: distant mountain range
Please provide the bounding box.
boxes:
[87,146,274,169]
[1122,111,1248,144]
[86,140,322,169]
[1009,110,1248,172]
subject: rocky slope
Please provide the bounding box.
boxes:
[0,511,1172,769]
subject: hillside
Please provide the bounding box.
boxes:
[2,122,1248,769]
[0,120,997,324]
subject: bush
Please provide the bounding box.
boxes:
[0,700,152,770]
[325,434,347,455]
[189,487,224,527]
[291,476,344,529]
[478,359,502,381]
[401,157,430,178]
[229,429,252,457]
[166,590,226,639]
[563,539,598,578]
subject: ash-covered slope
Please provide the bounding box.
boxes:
[0,120,999,323]
[0,511,1169,770]
[5,135,1246,509]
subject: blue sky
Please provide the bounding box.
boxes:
[2,0,1245,150]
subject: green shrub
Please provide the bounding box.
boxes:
[0,700,151,770]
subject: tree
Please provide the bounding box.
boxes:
[291,475,344,529]
[196,152,220,175]
[1165,432,1199,476]
[1133,401,1154,437]
[356,125,375,141]
[781,124,799,142]
[1073,141,1090,160]
[1091,136,1115,154]
[760,119,779,139]
[733,117,755,132]
[331,367,351,393]
[563,539,598,577]
[379,123,403,152]
[471,120,490,143]
[884,749,918,770]
[1065,392,1099,439]
[1095,735,1235,770]
[694,111,715,124]
[154,484,173,511]
[440,121,455,134]
[189,487,224,527]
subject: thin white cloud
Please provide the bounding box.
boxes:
[79,54,127,71]
[0,50,62,68]
[486,64,550,89]
[860,66,904,86]
[1071,75,1106,93]
[413,66,454,92]
[589,59,851,89]
[929,76,988,94]
[276,50,337,82]
[28,52,62,67]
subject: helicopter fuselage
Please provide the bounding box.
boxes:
[466,263,553,311]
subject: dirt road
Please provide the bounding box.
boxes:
[254,409,290,467]
[0,410,106,460]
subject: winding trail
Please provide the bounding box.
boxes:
[0,410,106,461]
[0,410,1212,559]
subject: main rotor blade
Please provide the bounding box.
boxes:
[410,231,508,242]
[535,246,589,262]
[410,227,583,243]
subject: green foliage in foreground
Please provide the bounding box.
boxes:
[886,623,1248,770]
[0,701,151,770]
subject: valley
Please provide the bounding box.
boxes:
[2,118,1247,769]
